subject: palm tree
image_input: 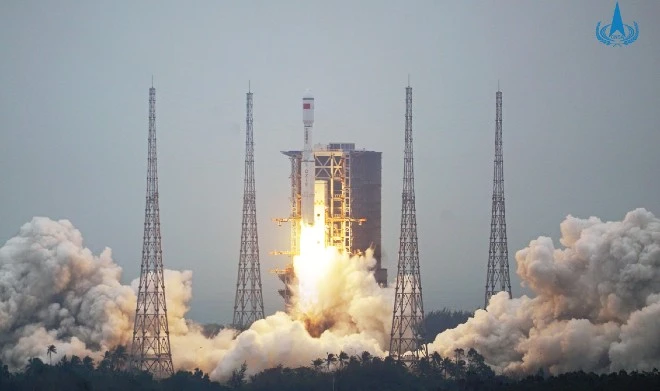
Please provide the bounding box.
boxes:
[325,353,337,372]
[453,348,464,365]
[58,355,69,367]
[348,355,360,367]
[26,357,45,376]
[360,351,373,365]
[82,356,94,371]
[311,358,324,371]
[441,357,453,379]
[46,345,57,365]
[69,355,81,367]
[453,348,466,379]
[415,356,432,377]
[111,345,128,371]
[229,362,247,389]
[98,351,112,372]
[383,355,395,367]
[337,351,349,369]
[430,352,442,372]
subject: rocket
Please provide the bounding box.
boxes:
[314,180,327,239]
[301,90,315,225]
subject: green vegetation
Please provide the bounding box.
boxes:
[1,345,658,390]
[423,308,474,343]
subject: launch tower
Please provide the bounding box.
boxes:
[273,92,386,308]
[129,84,174,377]
[389,82,428,363]
[276,144,386,305]
[232,86,265,329]
[484,87,512,307]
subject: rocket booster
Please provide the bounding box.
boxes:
[301,90,315,225]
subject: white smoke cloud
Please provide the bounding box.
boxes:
[0,217,135,367]
[207,246,392,380]
[429,208,660,375]
[0,217,391,381]
[8,209,656,379]
[208,311,387,380]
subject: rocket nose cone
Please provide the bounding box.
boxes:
[303,89,314,99]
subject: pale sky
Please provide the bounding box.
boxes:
[1,1,659,324]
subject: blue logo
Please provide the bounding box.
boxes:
[596,2,639,46]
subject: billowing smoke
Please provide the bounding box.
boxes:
[208,236,392,380]
[6,209,657,379]
[0,217,135,367]
[289,223,392,339]
[0,217,391,380]
[0,217,203,369]
[429,208,660,375]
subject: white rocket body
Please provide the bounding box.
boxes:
[301,91,315,225]
[314,180,327,244]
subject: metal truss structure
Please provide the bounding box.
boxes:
[484,88,512,307]
[129,85,174,378]
[233,87,265,328]
[389,83,428,364]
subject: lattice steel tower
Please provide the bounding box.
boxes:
[484,87,512,308]
[232,86,265,329]
[390,82,428,363]
[129,84,174,377]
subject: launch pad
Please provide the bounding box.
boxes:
[271,93,387,308]
[273,143,387,306]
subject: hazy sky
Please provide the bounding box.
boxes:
[1,1,659,324]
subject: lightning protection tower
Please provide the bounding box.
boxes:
[232,85,265,329]
[129,84,174,377]
[390,82,428,363]
[484,87,512,308]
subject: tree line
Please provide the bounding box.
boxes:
[1,344,659,390]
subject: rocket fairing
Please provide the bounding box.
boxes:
[301,90,315,225]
